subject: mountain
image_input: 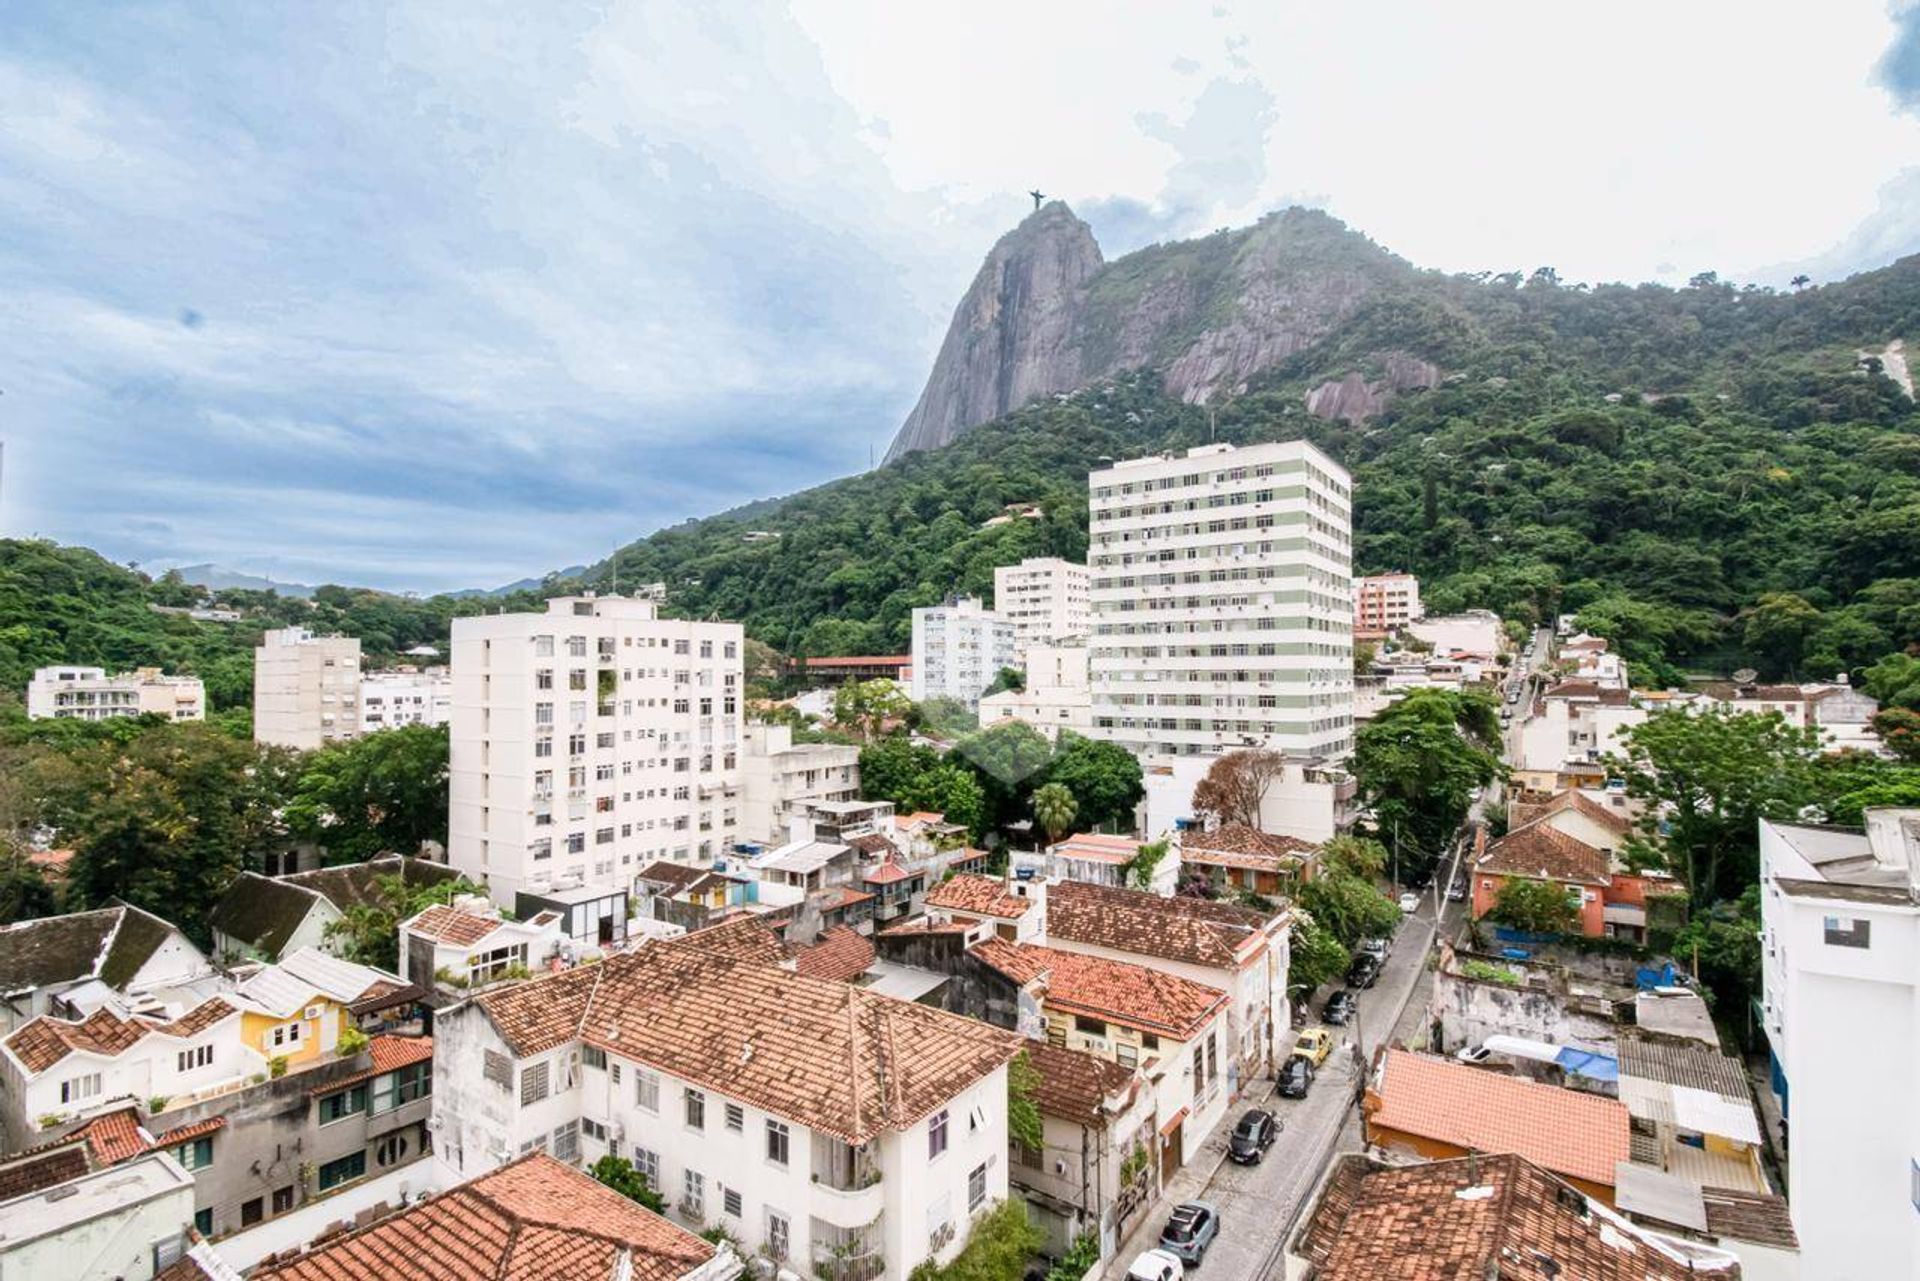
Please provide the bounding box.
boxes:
[888,202,1919,460]
[170,563,314,599]
[444,566,589,600]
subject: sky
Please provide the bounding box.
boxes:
[2,2,1917,594]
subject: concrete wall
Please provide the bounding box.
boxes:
[1429,964,1619,1057]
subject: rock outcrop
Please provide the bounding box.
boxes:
[888,205,1438,458]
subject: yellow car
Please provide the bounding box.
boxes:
[1290,1027,1334,1068]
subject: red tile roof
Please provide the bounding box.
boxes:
[1023,1042,1139,1127]
[874,917,972,938]
[1475,823,1610,886]
[970,939,1228,1040]
[249,1153,716,1281]
[666,915,790,967]
[1303,1153,1718,1281]
[1367,1050,1631,1187]
[861,861,914,885]
[1530,790,1633,835]
[792,926,876,983]
[1179,823,1318,870]
[802,655,910,668]
[925,873,1034,919]
[306,1035,434,1096]
[406,904,502,948]
[2,996,240,1074]
[73,1107,152,1164]
[1048,833,1140,864]
[153,1115,226,1149]
[1046,880,1277,970]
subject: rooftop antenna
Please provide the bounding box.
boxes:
[1029,189,1045,211]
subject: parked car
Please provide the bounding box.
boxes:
[1291,1026,1334,1066]
[1158,1202,1219,1264]
[1277,1055,1316,1098]
[1455,1045,1493,1064]
[1347,952,1382,988]
[1447,879,1468,902]
[1227,1109,1280,1164]
[1323,989,1356,1026]
[1126,1249,1186,1281]
[1359,935,1389,961]
[1398,891,1421,914]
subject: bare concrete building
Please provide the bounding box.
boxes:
[253,628,362,751]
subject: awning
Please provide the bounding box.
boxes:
[1158,1107,1189,1137]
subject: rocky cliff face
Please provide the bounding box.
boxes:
[888,204,1438,458]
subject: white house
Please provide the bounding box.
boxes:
[1137,753,1354,845]
[397,900,566,992]
[738,723,861,846]
[357,667,453,731]
[0,905,214,1034]
[430,934,1025,1280]
[1758,809,1920,1281]
[978,642,1092,742]
[1406,610,1504,659]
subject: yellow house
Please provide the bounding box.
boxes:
[235,948,402,1068]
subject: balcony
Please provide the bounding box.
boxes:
[810,1215,885,1281]
[810,1139,884,1230]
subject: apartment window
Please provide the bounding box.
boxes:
[60,1072,102,1104]
[176,1045,213,1073]
[241,1198,264,1227]
[484,1051,513,1089]
[371,1062,431,1113]
[568,636,588,657]
[552,1120,580,1164]
[317,1151,366,1191]
[520,1061,551,1106]
[723,1186,743,1218]
[536,669,554,690]
[1073,1015,1107,1037]
[535,702,554,726]
[766,1119,789,1166]
[173,1136,214,1171]
[375,1132,411,1167]
[318,1083,369,1124]
[766,1210,791,1261]
[725,1102,744,1132]
[634,1146,660,1185]
[929,1108,949,1159]
[685,1087,706,1130]
[1115,1041,1138,1069]
[1823,915,1872,949]
[271,1186,294,1214]
[535,636,555,657]
[583,1046,607,1070]
[682,1169,705,1218]
[636,1069,660,1113]
[270,1021,304,1050]
[968,1162,988,1212]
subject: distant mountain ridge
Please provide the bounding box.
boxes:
[171,563,314,598]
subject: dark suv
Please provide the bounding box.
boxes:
[1347,951,1381,989]
[1226,1109,1279,1164]
[1277,1055,1315,1098]
[1323,989,1356,1026]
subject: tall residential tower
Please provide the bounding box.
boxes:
[993,556,1090,656]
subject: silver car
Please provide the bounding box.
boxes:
[1158,1201,1219,1265]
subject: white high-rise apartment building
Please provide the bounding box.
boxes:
[1087,441,1354,761]
[448,594,743,907]
[909,596,1015,713]
[992,557,1090,656]
[26,665,205,722]
[360,668,453,731]
[253,627,362,750]
[1758,810,1920,1280]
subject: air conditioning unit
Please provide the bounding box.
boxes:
[305,1006,323,1021]
[1053,1159,1069,1176]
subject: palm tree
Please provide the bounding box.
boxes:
[1031,782,1078,846]
[1790,274,1810,291]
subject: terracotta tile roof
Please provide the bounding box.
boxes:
[665,915,791,967]
[153,1115,226,1149]
[72,1106,153,1164]
[0,1144,90,1201]
[406,904,501,948]
[803,655,910,668]
[875,917,972,938]
[3,995,242,1075]
[1367,1050,1631,1188]
[1475,823,1610,886]
[1180,823,1317,866]
[925,873,1034,919]
[27,847,74,877]
[634,861,708,893]
[847,834,895,857]
[896,811,946,827]
[1305,1153,1718,1281]
[159,997,244,1038]
[970,939,1228,1040]
[1700,1186,1798,1248]
[823,886,875,909]
[1048,833,1140,864]
[1046,880,1277,970]
[792,926,876,983]
[1529,790,1634,835]
[480,945,1023,1144]
[307,1035,434,1096]
[249,1153,716,1281]
[1022,1042,1138,1127]
[1701,682,1808,704]
[861,861,914,885]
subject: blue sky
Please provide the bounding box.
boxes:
[3,2,1917,593]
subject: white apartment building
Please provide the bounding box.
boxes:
[359,668,452,731]
[1758,810,1920,1281]
[978,642,1092,741]
[26,665,205,722]
[432,933,1024,1280]
[909,596,1016,714]
[992,557,1090,656]
[738,723,861,846]
[1512,680,1649,789]
[447,594,744,908]
[253,627,362,751]
[1087,441,1355,761]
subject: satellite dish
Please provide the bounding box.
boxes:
[1731,668,1758,685]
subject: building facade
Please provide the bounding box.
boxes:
[448,594,744,908]
[1758,810,1919,1280]
[992,557,1090,656]
[1086,441,1354,762]
[253,628,362,751]
[26,665,206,723]
[739,723,862,846]
[977,642,1092,741]
[909,597,1016,713]
[358,668,452,731]
[1353,572,1421,641]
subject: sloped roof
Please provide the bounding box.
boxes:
[248,1153,716,1281]
[633,861,708,893]
[4,996,240,1074]
[1180,823,1317,870]
[791,926,876,983]
[1475,823,1610,886]
[1023,1042,1138,1127]
[69,1106,152,1165]
[475,944,1023,1144]
[1531,790,1634,835]
[1701,682,1807,704]
[210,857,460,958]
[970,939,1228,1040]
[0,1144,90,1201]
[0,905,184,994]
[307,1035,433,1096]
[925,873,1034,919]
[1048,832,1140,864]
[1046,879,1276,970]
[1302,1153,1729,1281]
[1368,1050,1631,1188]
[668,915,792,967]
[404,905,502,948]
[238,949,397,1017]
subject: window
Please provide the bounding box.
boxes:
[725,1102,744,1132]
[766,1119,789,1166]
[520,1060,550,1106]
[1115,1041,1138,1069]
[685,1087,706,1129]
[636,1069,660,1113]
[968,1162,988,1212]
[372,1062,431,1113]
[634,1147,660,1185]
[766,1210,791,1260]
[241,1198,264,1227]
[270,1021,304,1050]
[174,1136,214,1171]
[484,1050,513,1090]
[319,1083,369,1124]
[317,1151,367,1191]
[929,1108,949,1159]
[682,1169,705,1217]
[583,1117,607,1143]
[552,1120,580,1164]
[723,1186,743,1218]
[1073,1015,1107,1036]
[176,1045,213,1073]
[272,1186,294,1214]
[1823,915,1872,949]
[375,1132,411,1166]
[584,1046,607,1070]
[60,1072,102,1104]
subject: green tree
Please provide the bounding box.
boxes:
[589,1155,666,1213]
[858,737,945,802]
[324,871,487,970]
[902,765,988,838]
[913,697,979,738]
[1872,707,1920,763]
[1043,733,1142,833]
[1287,915,1352,998]
[953,721,1054,833]
[1673,885,1762,1018]
[1299,867,1399,948]
[1006,1051,1043,1152]
[1030,783,1077,845]
[1352,689,1502,883]
[834,679,910,743]
[983,667,1025,697]
[907,1198,1043,1281]
[1125,839,1169,891]
[286,725,449,863]
[1739,592,1823,678]
[1488,878,1579,935]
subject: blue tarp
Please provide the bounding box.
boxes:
[1555,1047,1619,1082]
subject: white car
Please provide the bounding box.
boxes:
[1456,1044,1493,1063]
[1127,1249,1187,1281]
[1398,891,1420,914]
